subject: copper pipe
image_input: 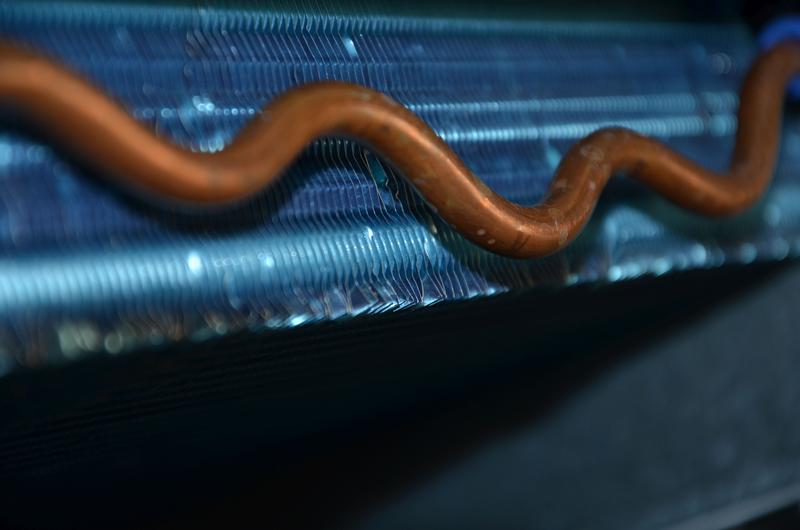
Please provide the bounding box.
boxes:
[1,41,799,258]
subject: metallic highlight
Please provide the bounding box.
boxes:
[1,41,799,258]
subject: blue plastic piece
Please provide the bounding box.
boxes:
[758,16,800,98]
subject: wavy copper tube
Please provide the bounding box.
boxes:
[1,41,799,258]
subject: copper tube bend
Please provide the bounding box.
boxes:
[1,41,799,258]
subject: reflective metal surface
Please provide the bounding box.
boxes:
[1,3,800,372]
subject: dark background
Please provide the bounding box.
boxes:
[5,262,800,529]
